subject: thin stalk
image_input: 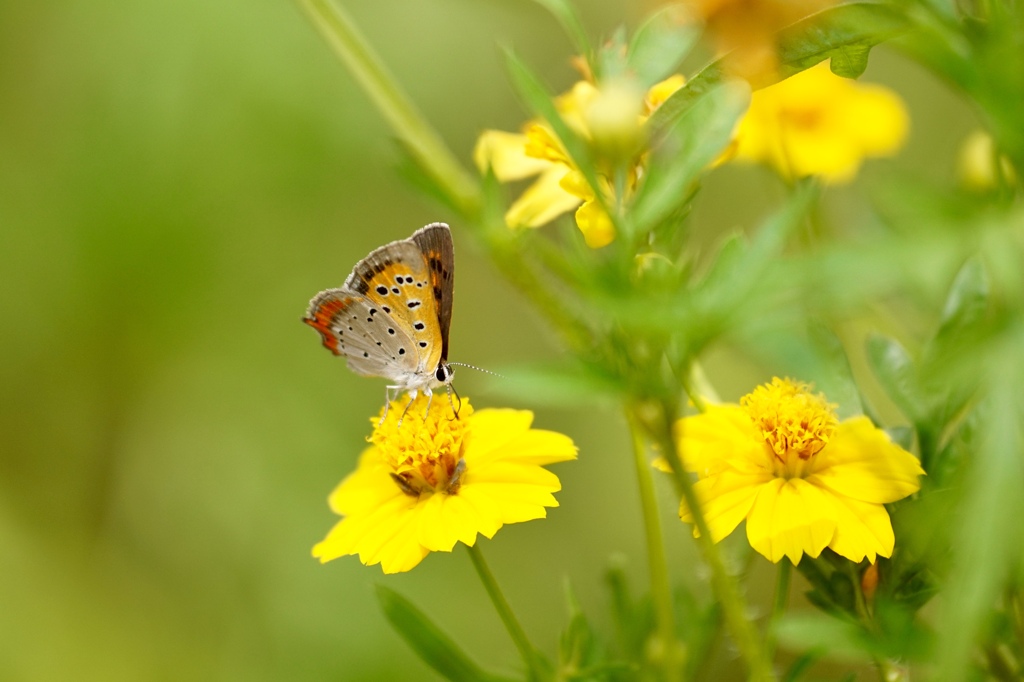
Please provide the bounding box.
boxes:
[626,409,681,682]
[467,543,547,682]
[765,559,792,664]
[646,399,773,681]
[296,0,480,215]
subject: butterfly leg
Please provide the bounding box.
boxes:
[397,390,419,427]
[381,385,402,425]
[423,388,433,419]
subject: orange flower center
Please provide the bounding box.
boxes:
[371,395,472,496]
[740,377,837,478]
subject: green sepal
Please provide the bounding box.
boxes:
[376,585,519,682]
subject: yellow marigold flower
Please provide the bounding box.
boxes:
[733,63,909,184]
[661,378,924,564]
[474,75,684,248]
[313,395,577,574]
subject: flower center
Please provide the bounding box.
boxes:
[371,394,473,496]
[740,377,837,477]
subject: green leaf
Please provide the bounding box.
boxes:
[933,257,990,351]
[771,3,910,84]
[776,614,873,663]
[527,0,592,66]
[865,334,923,423]
[828,44,872,78]
[627,4,700,87]
[377,585,516,682]
[487,361,624,407]
[632,82,750,233]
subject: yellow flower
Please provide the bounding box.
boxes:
[312,395,577,574]
[474,75,685,248]
[661,378,924,564]
[957,129,1017,190]
[733,63,909,184]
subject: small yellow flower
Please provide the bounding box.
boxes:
[957,129,1017,190]
[733,63,909,184]
[313,395,577,574]
[660,378,924,564]
[474,75,684,248]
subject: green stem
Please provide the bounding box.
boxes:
[765,559,792,664]
[645,398,773,681]
[467,543,547,682]
[626,409,681,682]
[296,0,480,216]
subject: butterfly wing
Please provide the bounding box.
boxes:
[342,237,443,380]
[303,288,420,378]
[410,223,454,362]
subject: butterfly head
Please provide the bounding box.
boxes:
[434,361,454,387]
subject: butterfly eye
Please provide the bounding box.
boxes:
[435,364,452,383]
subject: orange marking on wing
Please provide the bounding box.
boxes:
[303,297,351,355]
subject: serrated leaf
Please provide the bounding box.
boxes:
[771,3,910,84]
[865,334,923,423]
[627,4,700,87]
[377,586,516,682]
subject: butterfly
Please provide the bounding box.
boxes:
[303,222,456,417]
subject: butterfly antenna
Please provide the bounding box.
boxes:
[448,362,505,379]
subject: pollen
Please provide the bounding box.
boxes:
[370,395,472,495]
[741,377,837,464]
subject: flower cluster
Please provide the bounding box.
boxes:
[474,75,685,248]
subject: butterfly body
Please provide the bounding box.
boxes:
[303,223,456,404]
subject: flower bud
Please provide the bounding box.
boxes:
[584,78,646,162]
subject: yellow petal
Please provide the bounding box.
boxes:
[474,129,553,181]
[675,405,770,476]
[466,461,562,490]
[809,416,924,504]
[468,430,578,467]
[645,74,686,114]
[745,478,837,564]
[463,409,534,458]
[575,200,615,248]
[327,447,401,516]
[826,494,895,564]
[458,483,547,526]
[505,167,583,228]
[681,470,771,542]
[842,84,909,156]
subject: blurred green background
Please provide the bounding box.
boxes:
[0,0,976,679]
